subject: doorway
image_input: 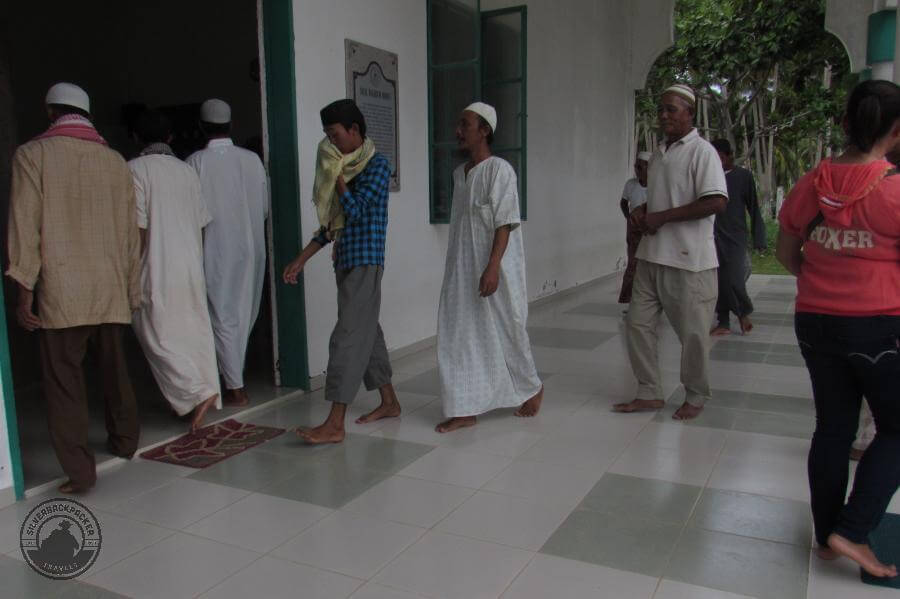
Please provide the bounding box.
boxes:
[1,0,308,494]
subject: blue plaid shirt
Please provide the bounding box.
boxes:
[313,152,390,271]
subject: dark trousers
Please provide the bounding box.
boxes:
[325,266,393,405]
[795,313,900,545]
[618,220,642,304]
[715,248,753,326]
[39,324,140,488]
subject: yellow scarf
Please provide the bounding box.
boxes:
[312,136,376,238]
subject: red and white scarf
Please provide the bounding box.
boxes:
[35,114,107,145]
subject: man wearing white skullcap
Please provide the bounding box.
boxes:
[435,102,543,433]
[7,83,141,493]
[614,83,728,421]
[618,151,651,304]
[187,99,268,407]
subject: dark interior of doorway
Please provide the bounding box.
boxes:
[1,0,280,490]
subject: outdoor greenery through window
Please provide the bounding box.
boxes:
[427,0,527,223]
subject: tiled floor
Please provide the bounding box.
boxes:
[2,274,897,598]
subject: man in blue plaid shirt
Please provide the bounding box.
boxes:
[283,99,400,444]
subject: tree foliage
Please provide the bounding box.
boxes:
[636,0,855,209]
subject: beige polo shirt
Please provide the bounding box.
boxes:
[636,128,728,272]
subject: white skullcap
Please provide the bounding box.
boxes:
[637,151,652,162]
[663,84,696,106]
[45,82,90,113]
[464,102,497,133]
[200,98,231,124]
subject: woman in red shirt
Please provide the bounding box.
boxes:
[777,79,900,579]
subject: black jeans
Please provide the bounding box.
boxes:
[795,312,900,546]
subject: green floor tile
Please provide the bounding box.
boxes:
[315,434,435,473]
[579,473,702,524]
[188,446,307,492]
[259,460,392,508]
[665,527,809,599]
[690,489,812,546]
[541,509,683,577]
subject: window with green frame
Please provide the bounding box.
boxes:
[427,1,527,223]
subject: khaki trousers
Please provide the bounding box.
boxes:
[625,260,717,407]
[325,266,393,405]
[39,324,140,488]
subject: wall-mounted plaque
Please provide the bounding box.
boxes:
[345,39,399,191]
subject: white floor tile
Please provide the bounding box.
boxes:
[501,554,658,599]
[435,491,572,550]
[342,475,474,527]
[609,443,720,486]
[200,555,362,599]
[483,459,602,510]
[708,454,810,503]
[654,579,754,598]
[272,511,425,579]
[373,531,533,599]
[87,532,259,599]
[349,582,429,598]
[185,493,332,553]
[107,478,250,529]
[398,447,512,489]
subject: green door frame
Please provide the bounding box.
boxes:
[262,0,310,390]
[0,283,24,500]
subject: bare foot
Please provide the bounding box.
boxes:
[435,416,477,433]
[612,399,664,413]
[356,401,402,424]
[710,326,731,336]
[739,316,753,335]
[296,424,345,444]
[816,545,840,560]
[190,394,219,432]
[223,388,250,407]
[849,448,865,461]
[58,480,91,494]
[515,386,544,417]
[673,401,703,420]
[828,532,898,578]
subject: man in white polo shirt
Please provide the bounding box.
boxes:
[614,84,728,420]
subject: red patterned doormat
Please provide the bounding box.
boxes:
[140,419,285,468]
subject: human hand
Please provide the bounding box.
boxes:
[16,287,41,331]
[282,256,306,284]
[479,264,500,297]
[629,205,647,230]
[643,210,667,234]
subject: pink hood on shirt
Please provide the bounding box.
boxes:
[812,158,892,227]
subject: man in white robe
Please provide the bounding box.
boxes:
[129,109,221,431]
[436,102,543,433]
[187,99,268,406]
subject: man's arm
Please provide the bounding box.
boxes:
[745,175,767,250]
[643,194,727,233]
[335,157,390,224]
[480,225,512,297]
[282,235,326,285]
[7,148,44,330]
[620,198,630,219]
[775,228,803,276]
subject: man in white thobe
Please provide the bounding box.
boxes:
[187,99,268,406]
[129,109,221,431]
[436,102,543,433]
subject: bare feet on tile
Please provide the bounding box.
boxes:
[435,416,477,433]
[672,401,703,421]
[710,326,731,336]
[223,387,250,407]
[190,394,219,432]
[828,533,898,578]
[515,386,544,417]
[356,384,402,424]
[849,448,865,461]
[739,316,754,335]
[58,480,92,494]
[612,398,664,413]
[816,545,840,560]
[296,424,345,444]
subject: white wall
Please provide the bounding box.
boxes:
[294,0,650,376]
[293,0,440,376]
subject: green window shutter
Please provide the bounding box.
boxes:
[427,0,482,224]
[481,6,527,219]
